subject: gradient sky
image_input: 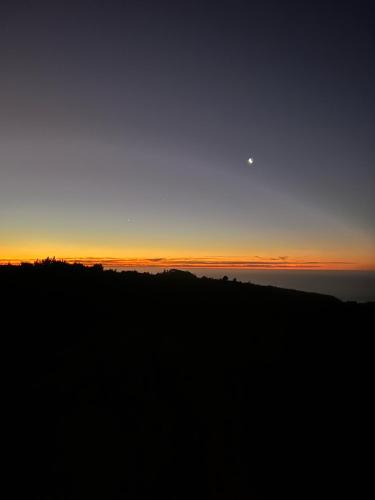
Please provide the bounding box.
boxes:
[1,0,374,269]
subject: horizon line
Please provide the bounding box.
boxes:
[1,256,374,271]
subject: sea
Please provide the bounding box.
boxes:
[113,268,375,303]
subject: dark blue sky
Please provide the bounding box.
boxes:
[1,0,374,268]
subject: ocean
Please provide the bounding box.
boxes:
[114,268,375,303]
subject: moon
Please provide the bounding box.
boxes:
[248,157,254,165]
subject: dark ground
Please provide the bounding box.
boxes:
[2,260,373,499]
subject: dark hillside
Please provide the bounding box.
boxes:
[1,261,373,499]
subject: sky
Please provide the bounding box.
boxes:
[1,0,374,269]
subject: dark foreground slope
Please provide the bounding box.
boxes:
[1,261,373,499]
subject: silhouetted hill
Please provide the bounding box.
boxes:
[1,260,373,499]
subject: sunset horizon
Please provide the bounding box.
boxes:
[2,1,374,287]
[2,254,374,271]
[2,2,374,498]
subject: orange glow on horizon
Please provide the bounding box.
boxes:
[1,256,374,271]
